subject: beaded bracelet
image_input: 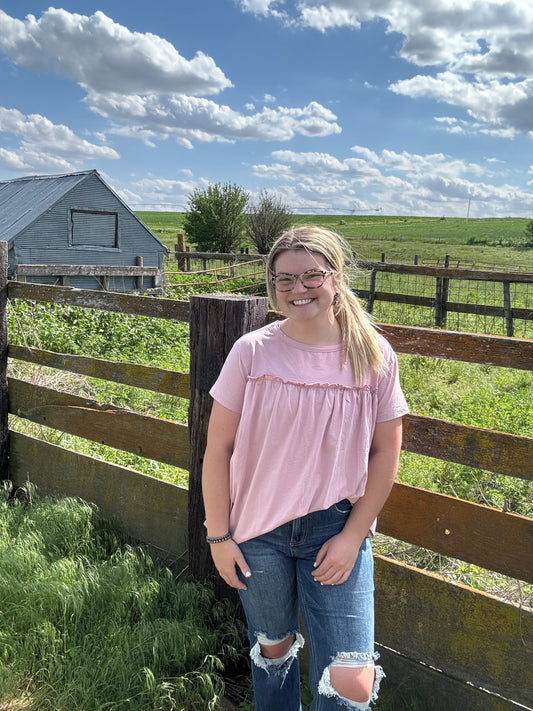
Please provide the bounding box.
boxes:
[206,531,232,544]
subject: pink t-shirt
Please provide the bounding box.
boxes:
[210,320,409,543]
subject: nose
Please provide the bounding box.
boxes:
[291,275,308,292]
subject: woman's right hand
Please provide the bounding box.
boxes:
[209,539,251,590]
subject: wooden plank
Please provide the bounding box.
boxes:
[361,260,533,283]
[8,281,191,321]
[378,482,533,582]
[376,644,528,711]
[357,290,533,321]
[9,431,188,560]
[403,414,533,479]
[378,324,533,370]
[8,378,190,469]
[16,264,158,276]
[374,555,533,708]
[174,250,265,263]
[8,345,190,398]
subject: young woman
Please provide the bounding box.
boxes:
[202,226,409,710]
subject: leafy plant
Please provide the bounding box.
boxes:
[246,190,293,253]
[522,218,533,247]
[184,183,248,252]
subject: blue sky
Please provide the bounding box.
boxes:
[1,0,533,217]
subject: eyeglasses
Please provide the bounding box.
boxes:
[270,269,334,292]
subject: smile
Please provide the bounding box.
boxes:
[292,298,314,306]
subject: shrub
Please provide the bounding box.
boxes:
[523,219,533,247]
[184,183,248,253]
[246,190,293,253]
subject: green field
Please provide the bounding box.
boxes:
[137,212,533,270]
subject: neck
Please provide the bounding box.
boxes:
[280,312,341,346]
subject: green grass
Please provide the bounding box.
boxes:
[138,211,533,270]
[0,489,247,711]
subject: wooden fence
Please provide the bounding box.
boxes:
[14,259,163,293]
[1,241,532,710]
[172,248,533,337]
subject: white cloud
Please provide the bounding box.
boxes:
[0,105,119,173]
[251,145,533,216]
[237,0,281,15]
[299,5,361,31]
[0,8,232,96]
[87,92,341,144]
[0,7,340,150]
[239,1,533,138]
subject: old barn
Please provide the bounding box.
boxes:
[0,170,169,291]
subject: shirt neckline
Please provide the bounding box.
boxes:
[273,319,343,353]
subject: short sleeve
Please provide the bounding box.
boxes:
[375,339,409,422]
[209,338,252,413]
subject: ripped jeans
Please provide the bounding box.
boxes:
[237,500,383,710]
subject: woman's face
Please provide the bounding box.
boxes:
[272,249,339,325]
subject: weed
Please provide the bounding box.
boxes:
[0,494,247,710]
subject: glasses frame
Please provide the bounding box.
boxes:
[270,268,334,292]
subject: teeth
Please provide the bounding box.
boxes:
[293,298,313,305]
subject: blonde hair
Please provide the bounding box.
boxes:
[266,225,384,383]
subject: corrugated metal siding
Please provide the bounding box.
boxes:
[15,174,162,266]
[2,171,167,290]
[0,173,88,242]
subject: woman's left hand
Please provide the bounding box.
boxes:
[312,532,362,586]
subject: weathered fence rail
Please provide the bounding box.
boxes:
[14,260,163,292]
[2,240,532,709]
[172,250,533,337]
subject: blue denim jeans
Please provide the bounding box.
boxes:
[237,500,383,710]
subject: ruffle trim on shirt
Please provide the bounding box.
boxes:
[247,374,377,394]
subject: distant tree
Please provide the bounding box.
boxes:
[184,183,248,252]
[246,190,293,254]
[524,219,533,247]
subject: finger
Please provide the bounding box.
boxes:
[220,568,248,590]
[235,553,252,581]
[313,546,329,572]
[315,566,349,585]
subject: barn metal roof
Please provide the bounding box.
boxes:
[0,171,92,243]
[0,170,168,252]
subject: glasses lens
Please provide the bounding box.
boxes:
[274,275,296,291]
[301,270,326,287]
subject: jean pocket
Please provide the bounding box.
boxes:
[332,498,353,516]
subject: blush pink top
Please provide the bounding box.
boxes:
[210,320,409,544]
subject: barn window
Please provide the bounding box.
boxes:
[70,210,118,248]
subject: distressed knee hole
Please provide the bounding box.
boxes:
[318,652,384,709]
[250,631,304,678]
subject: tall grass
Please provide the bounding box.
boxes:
[0,488,247,710]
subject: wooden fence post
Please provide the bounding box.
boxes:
[367,269,377,314]
[435,255,450,328]
[503,282,514,337]
[0,243,8,481]
[176,234,186,272]
[188,294,269,597]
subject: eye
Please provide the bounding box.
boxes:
[273,275,295,290]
